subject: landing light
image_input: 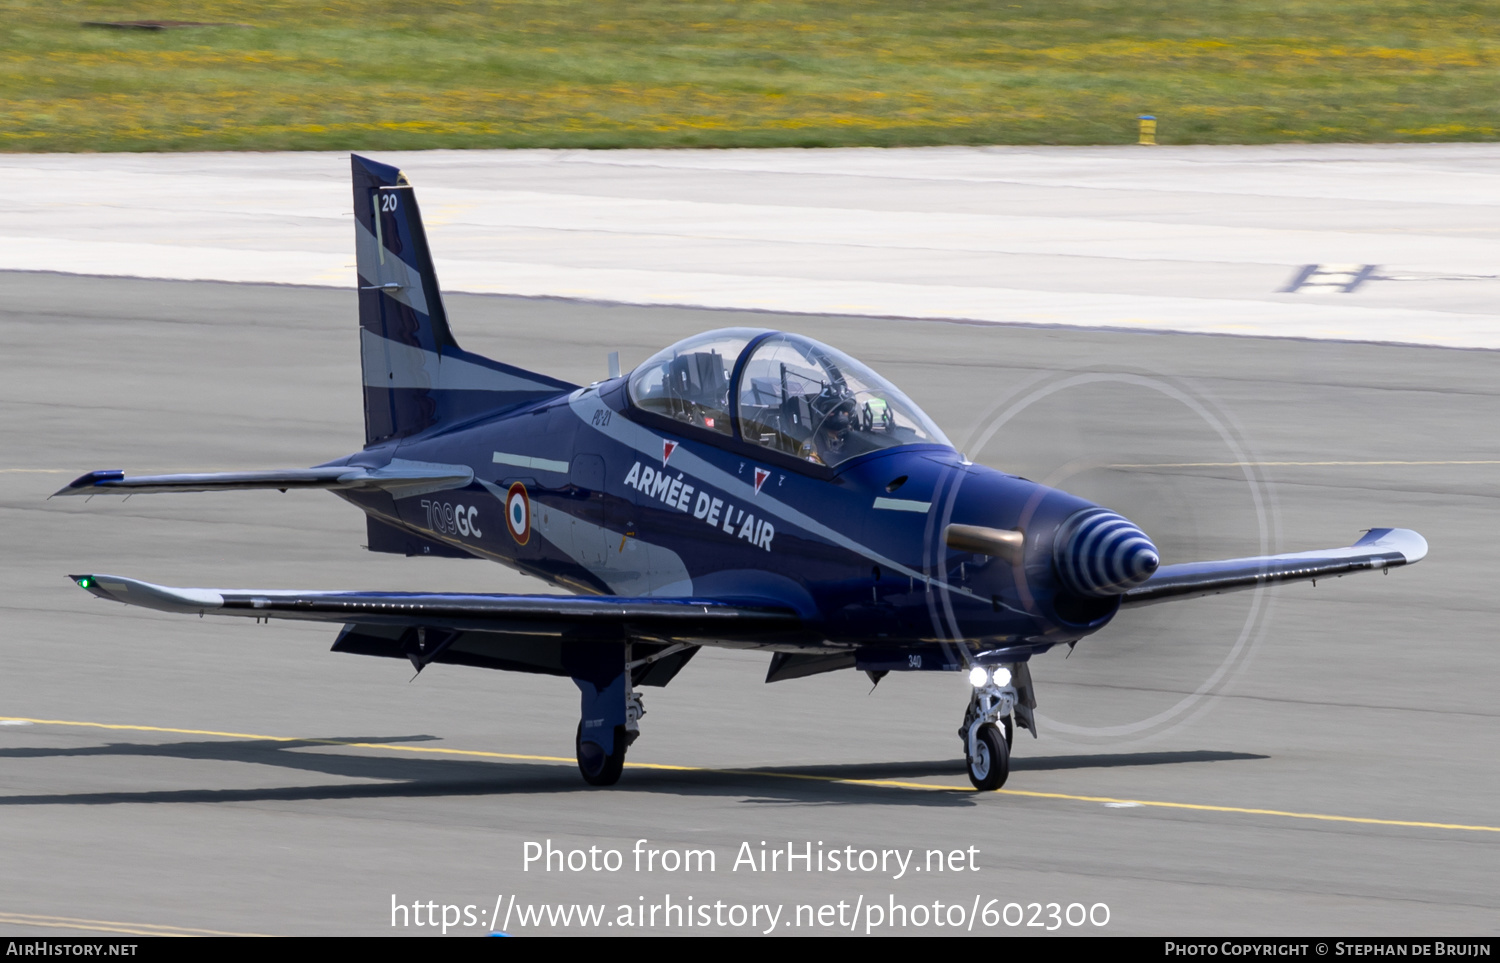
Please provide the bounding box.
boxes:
[968,666,1013,688]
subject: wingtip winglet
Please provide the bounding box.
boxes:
[67,573,113,601]
[64,574,223,612]
[1355,527,1428,565]
[54,469,124,496]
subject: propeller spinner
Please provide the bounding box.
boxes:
[1053,508,1160,597]
[944,506,1159,598]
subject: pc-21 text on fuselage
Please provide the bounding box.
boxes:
[61,155,1428,790]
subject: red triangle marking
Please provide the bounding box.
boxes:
[753,467,770,495]
[662,440,678,465]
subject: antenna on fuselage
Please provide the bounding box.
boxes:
[608,351,621,380]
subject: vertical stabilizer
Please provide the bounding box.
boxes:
[352,155,575,447]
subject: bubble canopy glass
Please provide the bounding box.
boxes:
[627,329,952,467]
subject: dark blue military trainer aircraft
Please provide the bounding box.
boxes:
[60,155,1428,790]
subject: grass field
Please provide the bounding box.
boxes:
[2,0,1497,151]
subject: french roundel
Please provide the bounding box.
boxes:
[506,482,530,546]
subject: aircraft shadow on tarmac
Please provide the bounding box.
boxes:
[750,750,1266,780]
[0,737,1265,809]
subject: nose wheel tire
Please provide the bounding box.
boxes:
[966,723,1010,791]
[576,723,627,787]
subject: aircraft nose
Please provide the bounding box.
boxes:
[1054,509,1160,597]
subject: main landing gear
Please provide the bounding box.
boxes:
[576,722,626,786]
[569,640,647,787]
[959,665,1018,791]
[575,689,644,786]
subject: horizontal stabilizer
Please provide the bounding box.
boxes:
[54,459,473,498]
[1121,528,1427,607]
[68,574,805,642]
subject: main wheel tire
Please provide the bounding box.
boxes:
[576,723,627,787]
[966,723,1010,791]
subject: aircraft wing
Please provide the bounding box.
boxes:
[54,460,474,499]
[1120,528,1427,607]
[68,574,804,641]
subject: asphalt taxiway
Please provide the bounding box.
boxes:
[1,269,1497,935]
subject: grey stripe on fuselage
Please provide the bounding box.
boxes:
[476,478,691,596]
[355,221,429,316]
[493,451,570,475]
[359,329,565,393]
[566,387,973,596]
[873,497,931,512]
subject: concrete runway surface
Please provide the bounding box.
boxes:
[1,268,1496,936]
[4,145,1500,347]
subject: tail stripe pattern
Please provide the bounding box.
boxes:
[354,221,430,316]
[352,155,576,447]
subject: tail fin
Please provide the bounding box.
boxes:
[352,155,575,446]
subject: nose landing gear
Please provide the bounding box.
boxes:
[966,723,1009,791]
[960,667,1018,791]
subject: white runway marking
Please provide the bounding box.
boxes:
[2,145,1498,348]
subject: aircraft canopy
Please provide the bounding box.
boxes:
[628,329,952,467]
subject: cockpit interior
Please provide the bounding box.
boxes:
[627,329,951,468]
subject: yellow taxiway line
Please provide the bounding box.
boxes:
[4,715,1498,835]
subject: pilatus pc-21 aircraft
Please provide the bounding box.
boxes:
[61,155,1428,790]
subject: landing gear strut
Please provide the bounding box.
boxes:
[567,641,645,787]
[959,665,1018,791]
